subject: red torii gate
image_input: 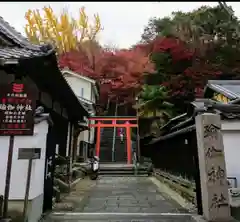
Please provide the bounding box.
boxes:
[88,117,138,164]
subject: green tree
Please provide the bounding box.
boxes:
[141,5,240,105]
[142,5,240,47]
[141,17,174,42]
[133,85,174,136]
[134,85,173,120]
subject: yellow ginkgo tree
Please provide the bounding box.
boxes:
[25,6,102,54]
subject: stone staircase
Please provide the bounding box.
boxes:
[99,123,113,162]
[99,121,127,163]
[99,163,149,176]
[98,102,135,163]
[114,127,127,162]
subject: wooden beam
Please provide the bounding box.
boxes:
[88,117,137,121]
[89,124,138,128]
[89,116,136,118]
[96,123,101,157]
[126,125,132,164]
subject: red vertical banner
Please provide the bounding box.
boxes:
[125,121,132,164]
[95,121,101,157]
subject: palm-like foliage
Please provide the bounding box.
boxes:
[134,85,173,119]
[133,85,174,135]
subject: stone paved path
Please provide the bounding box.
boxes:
[46,176,197,222]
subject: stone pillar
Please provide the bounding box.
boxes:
[195,113,231,221]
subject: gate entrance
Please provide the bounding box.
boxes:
[89,117,138,164]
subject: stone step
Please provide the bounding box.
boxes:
[100,166,144,171]
[99,169,149,174]
[99,164,149,176]
[99,171,138,175]
[48,212,196,222]
[99,143,128,163]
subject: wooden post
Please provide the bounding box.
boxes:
[126,121,132,164]
[3,135,14,218]
[88,118,138,162]
[195,113,231,221]
[96,121,101,157]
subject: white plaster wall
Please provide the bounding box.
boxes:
[91,87,96,103]
[89,118,95,144]
[222,120,240,131]
[89,111,96,145]
[78,118,95,145]
[0,120,49,200]
[64,74,97,148]
[222,131,240,187]
[65,122,71,156]
[64,75,91,101]
[79,130,89,143]
[222,120,240,187]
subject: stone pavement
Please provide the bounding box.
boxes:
[45,177,96,212]
[46,176,197,222]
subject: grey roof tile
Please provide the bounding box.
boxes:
[0,16,88,119]
[0,46,47,59]
[0,16,55,59]
[207,80,240,99]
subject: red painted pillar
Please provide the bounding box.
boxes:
[96,121,101,157]
[126,121,132,164]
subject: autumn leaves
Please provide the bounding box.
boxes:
[25,6,102,54]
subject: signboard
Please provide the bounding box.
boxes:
[18,148,41,160]
[212,93,230,104]
[0,81,36,136]
[229,188,240,207]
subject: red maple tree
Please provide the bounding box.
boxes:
[58,45,154,106]
[59,35,224,113]
[142,36,222,101]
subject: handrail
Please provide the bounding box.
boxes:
[154,169,240,207]
[153,169,196,204]
[133,152,138,175]
[55,153,67,161]
[0,195,3,218]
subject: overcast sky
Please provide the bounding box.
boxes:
[0,2,239,48]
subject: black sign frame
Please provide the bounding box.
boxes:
[0,81,37,136]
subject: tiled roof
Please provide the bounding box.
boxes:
[0,16,54,61]
[0,47,49,60]
[0,16,89,120]
[81,102,92,112]
[78,97,95,114]
[205,80,240,99]
[148,99,240,145]
[191,99,240,120]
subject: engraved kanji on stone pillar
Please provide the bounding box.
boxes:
[195,113,231,221]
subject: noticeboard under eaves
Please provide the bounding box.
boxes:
[0,81,37,136]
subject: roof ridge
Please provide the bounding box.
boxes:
[0,16,55,53]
